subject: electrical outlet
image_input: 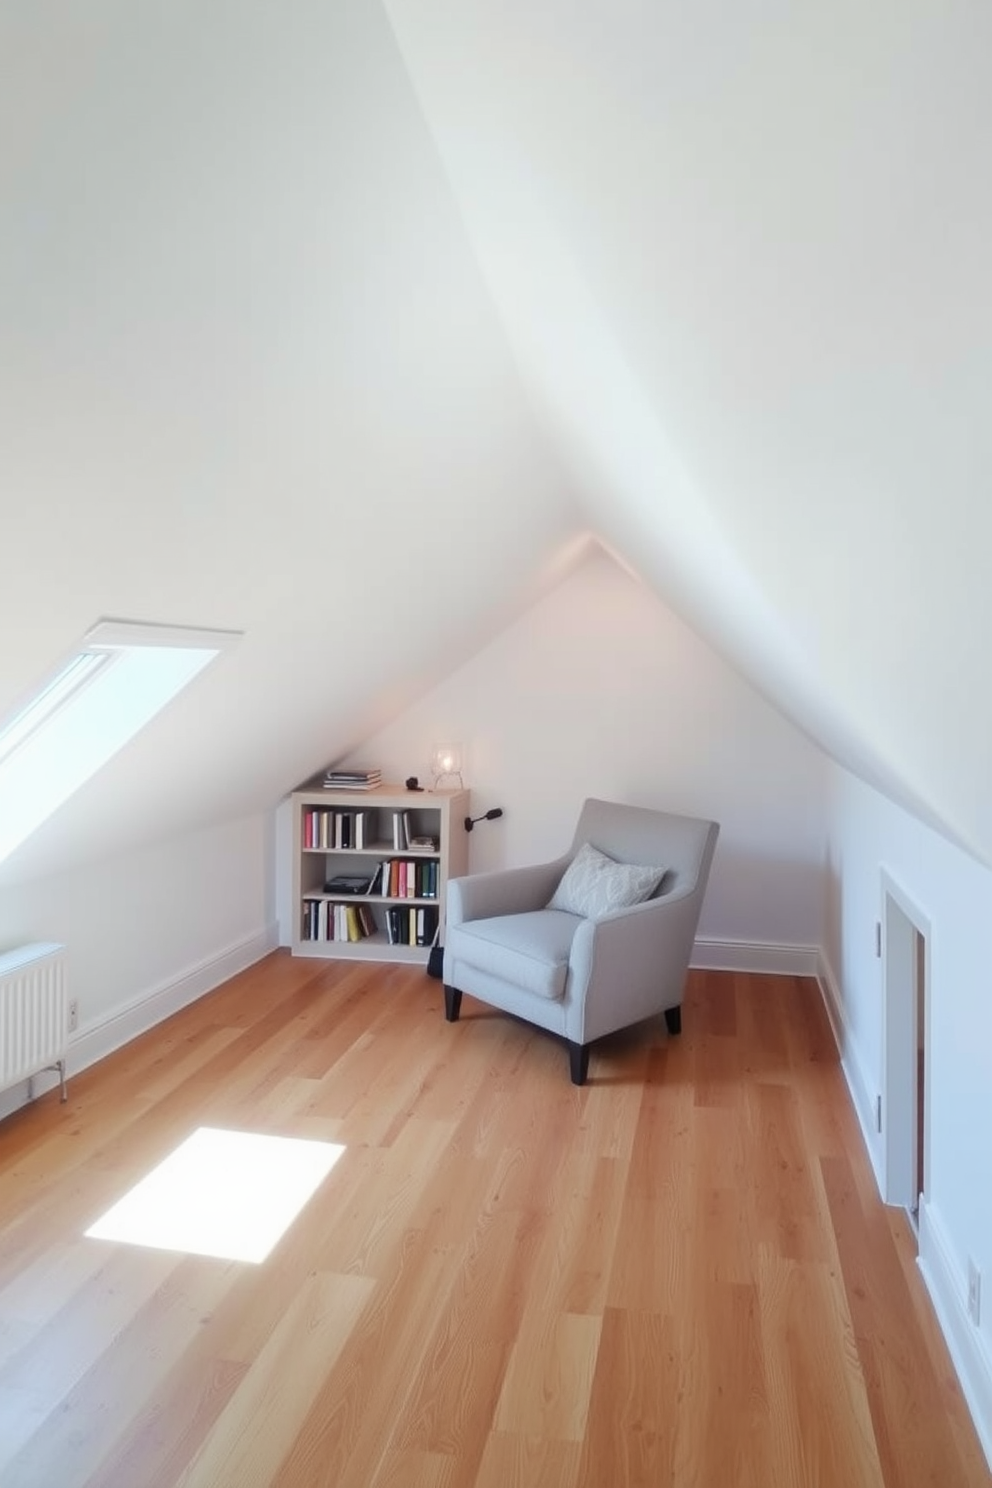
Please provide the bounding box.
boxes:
[968,1258,981,1326]
[68,999,78,1033]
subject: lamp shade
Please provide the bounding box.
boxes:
[431,742,463,788]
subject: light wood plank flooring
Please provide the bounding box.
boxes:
[0,954,987,1487]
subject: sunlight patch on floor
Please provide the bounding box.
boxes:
[85,1127,345,1263]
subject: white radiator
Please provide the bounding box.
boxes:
[0,942,68,1103]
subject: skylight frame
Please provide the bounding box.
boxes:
[0,649,115,768]
[0,618,241,865]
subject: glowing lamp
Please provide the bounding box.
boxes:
[431,742,463,789]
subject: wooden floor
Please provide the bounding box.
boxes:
[0,955,988,1487]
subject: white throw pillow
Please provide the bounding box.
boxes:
[547,841,665,920]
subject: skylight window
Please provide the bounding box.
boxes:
[0,619,239,864]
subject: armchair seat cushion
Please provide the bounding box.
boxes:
[448,909,582,1000]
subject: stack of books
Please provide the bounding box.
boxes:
[322,766,382,791]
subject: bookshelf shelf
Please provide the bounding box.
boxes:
[290,783,469,965]
[300,843,438,858]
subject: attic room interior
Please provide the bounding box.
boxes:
[2,3,992,1484]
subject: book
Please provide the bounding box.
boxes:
[322,766,382,791]
[416,907,438,947]
[304,808,338,850]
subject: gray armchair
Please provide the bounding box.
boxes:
[443,798,719,1084]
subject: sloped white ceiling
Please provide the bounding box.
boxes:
[0,1,578,882]
[383,0,992,862]
[3,1,990,879]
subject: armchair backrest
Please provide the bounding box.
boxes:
[569,797,719,902]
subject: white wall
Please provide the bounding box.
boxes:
[823,765,992,1458]
[0,811,275,1118]
[278,545,830,954]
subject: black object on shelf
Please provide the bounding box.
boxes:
[323,874,375,895]
[464,807,504,832]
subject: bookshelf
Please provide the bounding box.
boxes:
[290,783,470,964]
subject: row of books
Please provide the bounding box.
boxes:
[303,808,375,851]
[302,900,377,943]
[378,857,438,899]
[301,806,439,855]
[322,766,381,791]
[385,905,439,947]
[301,901,439,947]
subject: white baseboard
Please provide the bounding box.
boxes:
[919,1199,992,1472]
[815,949,883,1195]
[67,922,280,1077]
[818,956,992,1471]
[0,1080,38,1123]
[0,923,279,1122]
[691,937,820,977]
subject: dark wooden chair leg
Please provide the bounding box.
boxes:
[444,985,463,1022]
[567,1041,590,1086]
[664,1004,682,1036]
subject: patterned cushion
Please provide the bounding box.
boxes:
[547,841,665,920]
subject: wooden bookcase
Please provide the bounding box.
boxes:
[290,783,470,964]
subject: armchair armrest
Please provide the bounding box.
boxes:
[447,857,569,925]
[565,885,703,1044]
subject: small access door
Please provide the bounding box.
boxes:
[881,873,929,1230]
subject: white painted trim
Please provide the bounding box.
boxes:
[0,933,831,1113]
[691,937,819,976]
[68,922,279,1076]
[814,947,845,1051]
[0,922,278,1121]
[919,1198,992,1473]
[816,948,884,1195]
[86,617,242,651]
[819,952,992,1472]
